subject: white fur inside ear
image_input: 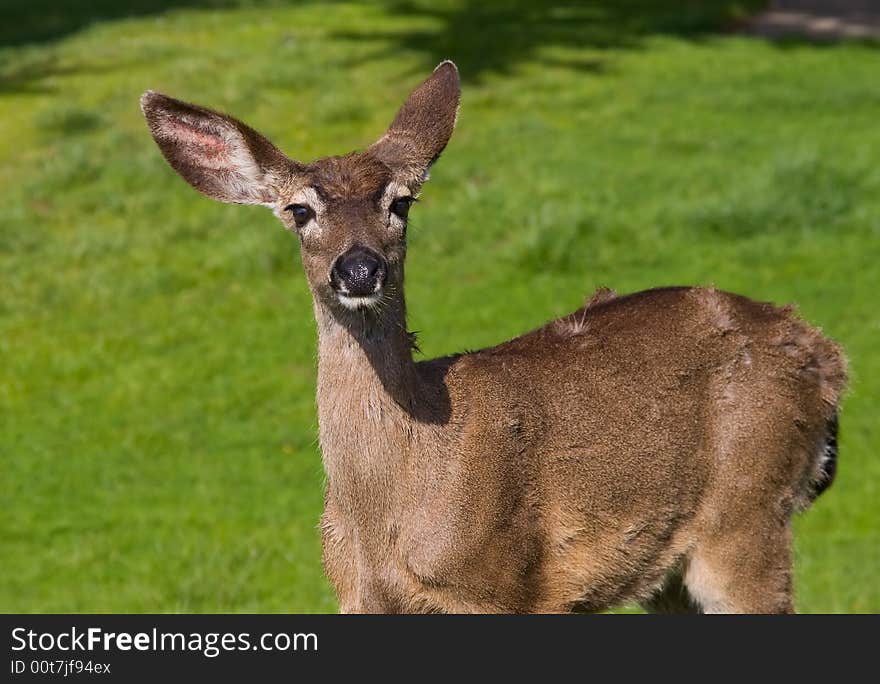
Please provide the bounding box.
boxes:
[149,107,276,205]
[165,115,264,183]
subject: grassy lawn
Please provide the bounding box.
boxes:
[1,0,877,613]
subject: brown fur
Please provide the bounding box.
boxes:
[141,62,847,613]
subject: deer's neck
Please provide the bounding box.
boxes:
[313,296,420,510]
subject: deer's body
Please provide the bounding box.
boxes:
[317,285,844,613]
[142,62,847,613]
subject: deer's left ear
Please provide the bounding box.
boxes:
[140,91,294,205]
[370,61,460,183]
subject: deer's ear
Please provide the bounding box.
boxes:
[140,91,293,205]
[371,61,460,182]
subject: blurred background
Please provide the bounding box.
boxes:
[1,0,877,613]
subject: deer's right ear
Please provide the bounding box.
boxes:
[370,61,460,183]
[140,91,293,205]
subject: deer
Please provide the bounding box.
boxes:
[141,61,847,613]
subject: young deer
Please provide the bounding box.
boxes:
[142,62,847,613]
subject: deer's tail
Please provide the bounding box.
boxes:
[808,412,839,501]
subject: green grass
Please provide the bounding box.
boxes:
[1,0,878,613]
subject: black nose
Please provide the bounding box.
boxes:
[331,246,387,297]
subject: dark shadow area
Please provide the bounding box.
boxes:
[326,302,454,425]
[5,0,875,88]
[0,56,134,95]
[1,1,765,74]
[0,56,84,95]
[0,0,303,48]
[329,0,768,82]
[0,0,315,94]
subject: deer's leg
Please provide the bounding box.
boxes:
[320,503,361,613]
[683,364,813,614]
[321,500,404,613]
[682,516,795,614]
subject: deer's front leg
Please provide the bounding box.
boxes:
[321,499,405,613]
[320,502,361,613]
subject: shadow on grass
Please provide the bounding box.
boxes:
[0,0,246,48]
[0,0,304,94]
[330,0,769,82]
[1,1,765,67]
[0,56,137,95]
[16,0,870,94]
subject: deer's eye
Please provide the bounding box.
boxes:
[285,203,314,227]
[390,196,415,219]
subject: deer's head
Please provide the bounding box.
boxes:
[141,62,460,316]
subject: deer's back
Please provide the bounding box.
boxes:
[439,286,845,465]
